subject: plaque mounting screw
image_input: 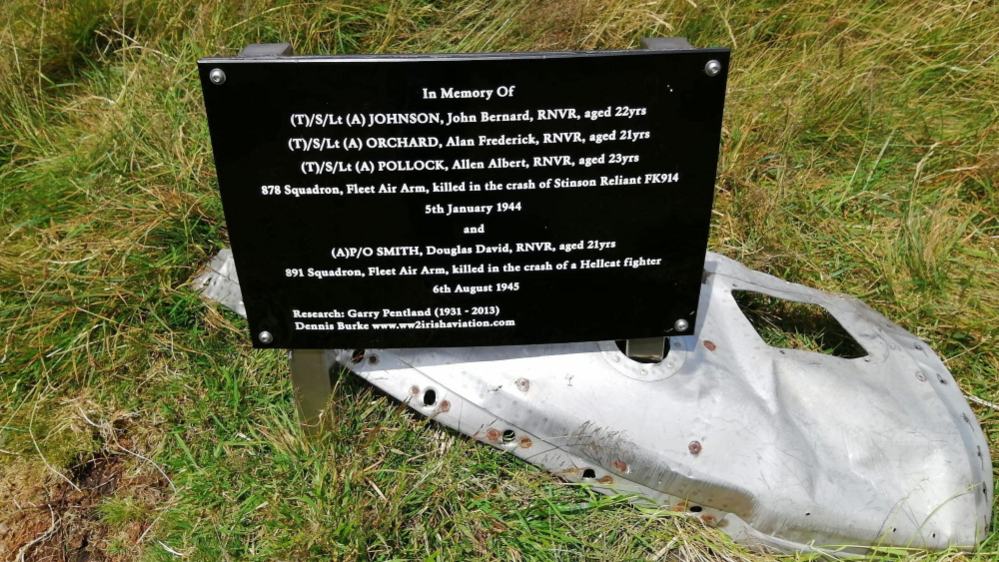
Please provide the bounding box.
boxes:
[209,68,226,85]
[258,331,273,344]
[705,60,722,76]
[674,319,690,332]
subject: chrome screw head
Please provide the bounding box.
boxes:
[258,331,273,344]
[705,60,722,76]
[209,68,226,85]
[674,318,690,332]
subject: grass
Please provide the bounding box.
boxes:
[0,0,997,560]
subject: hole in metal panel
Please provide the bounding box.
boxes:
[732,291,868,358]
[423,389,436,406]
[582,468,596,479]
[690,505,703,512]
[501,429,515,443]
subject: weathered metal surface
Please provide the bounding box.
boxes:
[191,249,245,318]
[197,249,993,555]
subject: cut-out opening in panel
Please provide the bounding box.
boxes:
[732,291,867,359]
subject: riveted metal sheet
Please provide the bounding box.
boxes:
[198,249,993,555]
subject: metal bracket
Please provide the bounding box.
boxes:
[620,36,696,363]
[239,42,295,57]
[624,337,665,362]
[245,42,334,430]
[639,37,694,51]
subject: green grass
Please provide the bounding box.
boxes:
[1,0,997,560]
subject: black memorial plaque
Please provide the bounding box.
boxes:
[198,48,729,349]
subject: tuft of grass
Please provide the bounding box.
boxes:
[98,496,153,530]
[0,0,997,560]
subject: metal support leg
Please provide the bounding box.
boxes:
[289,350,333,432]
[235,42,335,431]
[622,34,692,365]
[624,337,666,362]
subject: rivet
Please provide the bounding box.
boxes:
[689,441,702,455]
[705,60,722,76]
[439,400,450,412]
[675,318,690,332]
[257,331,273,344]
[368,354,379,365]
[916,372,926,382]
[209,68,226,85]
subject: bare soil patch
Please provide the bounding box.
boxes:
[1,441,168,562]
